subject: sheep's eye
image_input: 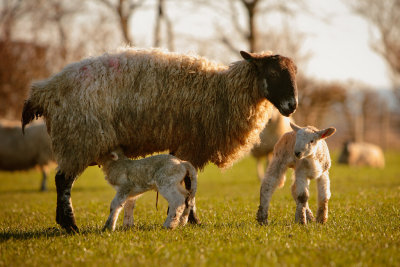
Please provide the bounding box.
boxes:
[310,140,314,144]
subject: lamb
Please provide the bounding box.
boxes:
[21,48,298,232]
[98,148,197,231]
[257,122,336,225]
[338,141,385,168]
[0,120,54,191]
[250,109,292,180]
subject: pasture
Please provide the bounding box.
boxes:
[1,152,399,266]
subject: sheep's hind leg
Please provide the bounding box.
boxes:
[55,171,79,233]
[316,172,331,224]
[160,188,186,229]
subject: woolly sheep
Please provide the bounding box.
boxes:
[338,141,385,168]
[98,148,197,231]
[250,109,292,180]
[257,122,336,225]
[0,120,54,191]
[22,48,298,232]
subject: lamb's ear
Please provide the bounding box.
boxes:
[240,51,254,62]
[110,152,119,161]
[318,127,336,139]
[290,122,301,132]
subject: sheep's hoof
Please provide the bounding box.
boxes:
[256,207,268,225]
[316,216,327,224]
[102,225,113,232]
[306,209,315,222]
[188,209,201,225]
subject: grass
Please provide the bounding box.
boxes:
[1,151,399,266]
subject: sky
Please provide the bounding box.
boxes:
[129,0,392,89]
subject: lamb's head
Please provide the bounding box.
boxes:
[240,51,298,117]
[100,147,127,165]
[290,122,336,159]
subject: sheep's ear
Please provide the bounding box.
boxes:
[318,127,336,139]
[290,122,301,132]
[110,152,119,161]
[240,51,254,62]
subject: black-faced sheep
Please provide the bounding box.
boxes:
[22,48,298,232]
[0,121,54,191]
[250,109,292,180]
[99,148,197,231]
[257,123,335,225]
[338,141,385,168]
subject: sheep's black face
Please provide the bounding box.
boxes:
[240,51,298,117]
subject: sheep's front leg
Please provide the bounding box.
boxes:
[293,172,310,225]
[160,187,186,229]
[103,190,128,231]
[316,172,331,224]
[123,197,137,228]
[55,171,79,233]
[257,158,287,225]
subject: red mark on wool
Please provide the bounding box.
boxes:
[108,58,120,73]
[80,66,92,80]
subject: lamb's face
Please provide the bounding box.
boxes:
[293,128,320,159]
[240,51,298,117]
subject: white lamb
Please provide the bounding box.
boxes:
[257,123,336,225]
[98,148,197,231]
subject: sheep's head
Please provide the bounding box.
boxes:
[240,51,298,117]
[290,122,336,159]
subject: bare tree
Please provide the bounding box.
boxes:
[154,0,174,50]
[97,0,146,45]
[346,0,400,91]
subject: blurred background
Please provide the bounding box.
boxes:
[1,0,400,150]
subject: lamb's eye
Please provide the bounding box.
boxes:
[310,140,314,144]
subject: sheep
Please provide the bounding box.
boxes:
[250,109,292,180]
[0,120,54,191]
[21,48,298,232]
[98,148,197,231]
[338,141,385,168]
[257,122,336,225]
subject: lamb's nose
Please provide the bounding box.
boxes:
[295,151,301,158]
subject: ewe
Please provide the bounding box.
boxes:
[338,141,385,168]
[257,123,335,225]
[99,148,197,231]
[0,121,53,191]
[22,48,298,232]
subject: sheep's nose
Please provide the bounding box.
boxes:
[295,151,301,158]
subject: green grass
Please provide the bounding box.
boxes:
[1,152,400,266]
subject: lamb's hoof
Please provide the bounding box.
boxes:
[102,225,113,232]
[256,207,268,225]
[306,210,315,222]
[316,216,327,224]
[188,210,201,225]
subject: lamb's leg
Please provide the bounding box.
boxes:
[180,195,195,226]
[316,172,331,224]
[123,197,137,228]
[160,187,186,229]
[55,171,79,233]
[256,157,264,181]
[103,190,128,231]
[291,182,314,222]
[40,166,47,192]
[256,158,287,225]
[293,172,310,225]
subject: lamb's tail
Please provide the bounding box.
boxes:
[182,162,198,206]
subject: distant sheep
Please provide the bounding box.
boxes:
[257,123,336,225]
[338,141,385,168]
[0,121,54,191]
[22,48,298,232]
[250,109,292,180]
[99,148,197,231]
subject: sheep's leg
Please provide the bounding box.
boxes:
[123,196,138,228]
[316,172,331,224]
[291,182,314,222]
[293,172,310,225]
[187,206,200,224]
[256,158,287,225]
[160,187,186,229]
[55,171,79,233]
[103,190,128,231]
[39,165,47,192]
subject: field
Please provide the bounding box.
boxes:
[1,152,399,266]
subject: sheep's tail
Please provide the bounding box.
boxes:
[21,80,52,134]
[21,99,43,134]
